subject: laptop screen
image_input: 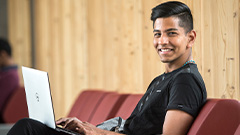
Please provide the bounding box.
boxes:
[22,66,56,129]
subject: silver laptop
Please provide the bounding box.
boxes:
[22,66,79,135]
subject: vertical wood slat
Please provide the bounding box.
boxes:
[61,0,74,118]
[197,0,239,99]
[102,0,119,90]
[223,0,239,99]
[34,0,88,118]
[87,0,104,89]
[8,0,32,85]
[114,0,143,93]
[70,0,88,112]
[48,0,62,118]
[7,0,240,118]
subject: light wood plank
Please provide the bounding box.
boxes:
[8,0,32,84]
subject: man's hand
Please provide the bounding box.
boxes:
[56,117,125,135]
[56,117,83,132]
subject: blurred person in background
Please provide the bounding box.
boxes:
[0,38,19,123]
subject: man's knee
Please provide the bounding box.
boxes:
[8,118,33,135]
[16,118,35,125]
[13,118,43,130]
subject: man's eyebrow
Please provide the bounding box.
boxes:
[153,28,178,33]
[153,29,160,33]
[165,28,178,32]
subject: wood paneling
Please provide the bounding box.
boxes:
[33,0,88,118]
[8,0,32,84]
[87,0,145,93]
[8,0,240,118]
[193,0,240,99]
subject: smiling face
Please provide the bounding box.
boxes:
[153,17,195,66]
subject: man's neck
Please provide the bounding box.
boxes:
[164,64,182,73]
[1,58,15,69]
[164,55,193,73]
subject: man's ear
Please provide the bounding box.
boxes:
[0,50,9,58]
[187,30,196,48]
[0,51,3,57]
[0,50,6,57]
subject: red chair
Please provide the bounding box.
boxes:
[234,124,240,135]
[89,93,129,125]
[114,94,143,119]
[188,99,240,135]
[67,90,116,122]
[2,87,28,123]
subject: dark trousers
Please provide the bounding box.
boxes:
[7,118,69,135]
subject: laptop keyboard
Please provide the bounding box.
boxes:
[56,126,82,135]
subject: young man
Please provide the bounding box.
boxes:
[8,1,206,135]
[0,38,19,123]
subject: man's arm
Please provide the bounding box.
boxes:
[56,117,125,135]
[162,110,194,135]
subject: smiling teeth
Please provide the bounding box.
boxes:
[161,49,171,52]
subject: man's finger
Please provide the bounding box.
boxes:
[62,118,73,128]
[56,118,67,125]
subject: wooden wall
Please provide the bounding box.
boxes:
[8,0,32,84]
[7,0,240,118]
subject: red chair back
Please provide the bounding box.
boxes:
[68,90,116,122]
[114,94,143,119]
[3,87,28,123]
[188,99,240,135]
[89,93,128,125]
[234,124,240,135]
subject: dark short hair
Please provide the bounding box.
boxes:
[151,1,193,33]
[0,38,12,56]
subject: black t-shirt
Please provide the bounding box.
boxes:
[123,63,207,135]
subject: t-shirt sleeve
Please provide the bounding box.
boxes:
[166,73,203,118]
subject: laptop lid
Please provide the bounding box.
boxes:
[22,66,56,129]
